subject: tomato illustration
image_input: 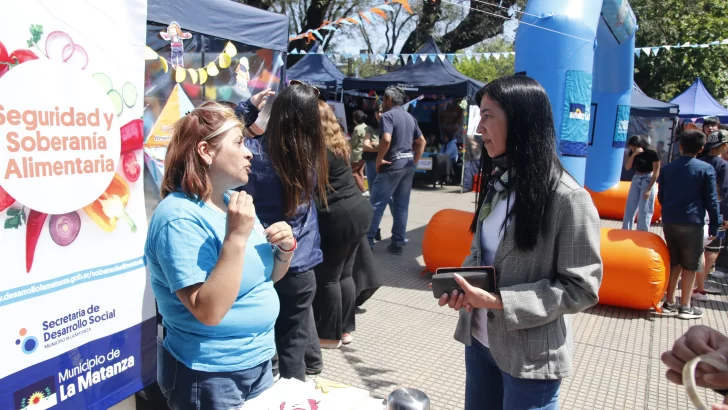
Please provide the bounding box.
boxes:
[9,49,39,64]
[0,41,9,77]
[123,151,140,183]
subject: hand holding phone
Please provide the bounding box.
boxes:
[431,267,495,298]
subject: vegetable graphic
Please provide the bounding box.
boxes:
[108,89,123,116]
[63,43,88,70]
[83,173,136,232]
[45,30,73,61]
[92,73,113,93]
[122,152,140,182]
[49,212,81,246]
[0,41,9,77]
[26,210,48,273]
[0,186,15,212]
[120,119,144,153]
[122,82,137,107]
[8,49,38,64]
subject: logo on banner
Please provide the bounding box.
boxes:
[15,328,39,354]
[13,376,58,410]
[38,304,116,351]
[568,103,590,121]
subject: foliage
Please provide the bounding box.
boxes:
[453,38,514,83]
[631,0,728,104]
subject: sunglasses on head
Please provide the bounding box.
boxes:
[288,80,320,98]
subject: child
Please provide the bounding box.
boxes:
[697,130,728,287]
[658,130,722,319]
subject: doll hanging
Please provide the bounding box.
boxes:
[160,21,192,69]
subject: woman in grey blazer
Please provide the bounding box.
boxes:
[437,76,603,410]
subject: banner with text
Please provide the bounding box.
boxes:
[0,1,156,409]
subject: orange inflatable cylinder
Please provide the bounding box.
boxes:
[586,181,661,223]
[598,228,669,310]
[422,209,475,273]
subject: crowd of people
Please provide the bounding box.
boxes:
[144,81,427,408]
[141,73,728,409]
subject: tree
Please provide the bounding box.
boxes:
[631,0,728,104]
[453,37,514,83]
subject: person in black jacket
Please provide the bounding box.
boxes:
[313,100,373,348]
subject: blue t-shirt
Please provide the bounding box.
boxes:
[145,192,278,372]
[379,106,422,172]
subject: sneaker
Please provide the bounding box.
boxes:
[362,191,370,197]
[661,302,679,316]
[273,372,281,382]
[711,270,728,279]
[387,243,403,255]
[355,306,366,314]
[342,333,353,345]
[678,306,704,320]
[703,283,723,295]
[692,290,708,301]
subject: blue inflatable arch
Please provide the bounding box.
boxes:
[514,0,637,191]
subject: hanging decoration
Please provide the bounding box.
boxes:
[159,22,192,69]
[144,39,239,84]
[288,0,412,43]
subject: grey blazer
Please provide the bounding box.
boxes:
[454,172,602,380]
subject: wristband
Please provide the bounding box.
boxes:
[277,237,297,253]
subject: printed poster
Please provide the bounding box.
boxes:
[560,70,592,157]
[613,105,631,148]
[0,1,156,409]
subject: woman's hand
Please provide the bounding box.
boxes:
[662,325,728,389]
[631,146,644,154]
[436,273,503,312]
[251,89,275,110]
[265,222,295,250]
[226,191,256,241]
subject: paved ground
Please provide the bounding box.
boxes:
[316,184,728,409]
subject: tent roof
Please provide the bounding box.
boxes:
[630,82,679,118]
[342,38,484,99]
[286,43,346,92]
[669,77,728,119]
[148,0,289,52]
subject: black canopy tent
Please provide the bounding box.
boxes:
[286,42,346,94]
[342,38,485,99]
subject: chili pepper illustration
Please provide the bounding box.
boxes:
[83,173,136,232]
[0,186,15,212]
[26,210,48,273]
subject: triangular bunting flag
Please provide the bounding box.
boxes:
[333,54,341,61]
[437,54,446,61]
[474,54,482,62]
[642,47,651,56]
[299,49,307,54]
[651,47,660,55]
[419,54,427,62]
[465,54,473,61]
[401,54,411,63]
[411,54,419,63]
[493,53,501,60]
[682,42,691,47]
[700,44,709,48]
[378,4,395,12]
[428,54,436,62]
[446,54,455,62]
[710,41,720,46]
[634,49,641,57]
[483,53,491,60]
[664,45,672,51]
[290,48,299,55]
[351,54,359,61]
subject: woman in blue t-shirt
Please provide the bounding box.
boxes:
[145,102,296,410]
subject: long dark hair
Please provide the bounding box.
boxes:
[627,135,655,151]
[470,76,564,251]
[266,84,328,218]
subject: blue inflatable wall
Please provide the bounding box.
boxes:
[515,0,637,190]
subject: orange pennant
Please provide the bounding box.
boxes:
[346,17,360,25]
[392,0,413,14]
[370,8,388,19]
[306,32,315,43]
[359,12,372,24]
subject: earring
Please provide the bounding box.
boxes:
[208,160,212,170]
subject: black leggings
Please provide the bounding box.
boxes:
[313,239,361,340]
[273,269,316,381]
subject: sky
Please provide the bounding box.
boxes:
[327,1,520,55]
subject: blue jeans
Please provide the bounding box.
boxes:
[367,166,414,246]
[622,173,656,231]
[465,339,560,410]
[365,160,378,188]
[158,342,273,410]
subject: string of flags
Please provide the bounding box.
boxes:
[634,39,728,57]
[290,37,728,65]
[289,0,413,43]
[144,41,240,84]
